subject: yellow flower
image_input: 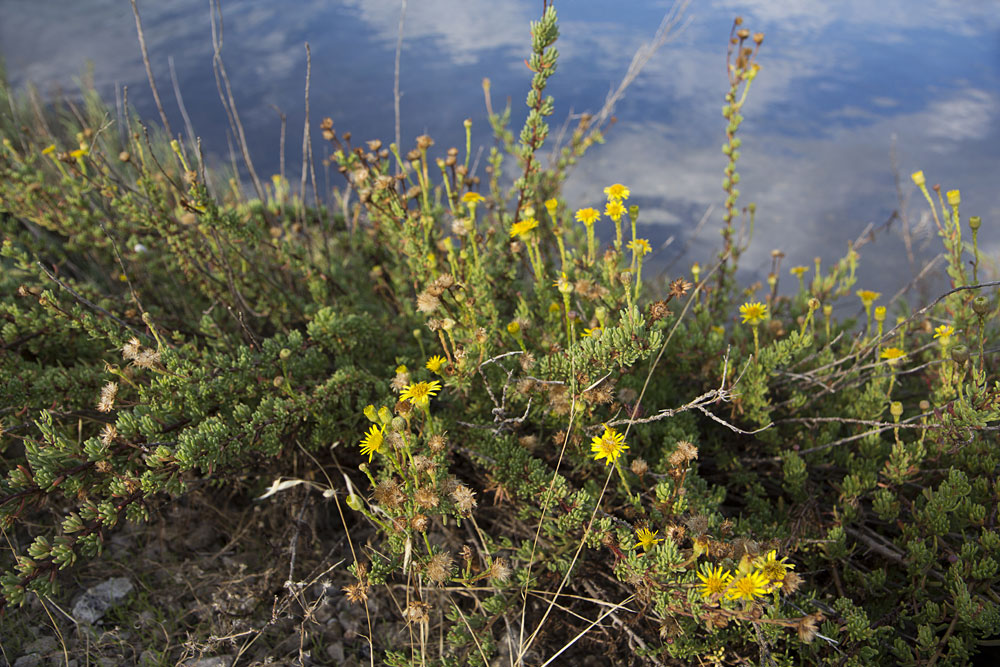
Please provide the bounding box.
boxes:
[634,527,663,551]
[856,290,881,308]
[590,426,628,466]
[739,301,768,326]
[581,327,602,338]
[627,238,651,257]
[603,183,630,201]
[933,324,954,344]
[425,355,447,374]
[874,306,886,323]
[575,207,600,226]
[544,198,558,214]
[41,144,56,155]
[395,365,408,374]
[696,564,733,598]
[359,424,384,461]
[947,189,960,207]
[753,550,794,588]
[605,200,626,222]
[725,570,771,601]
[461,191,485,205]
[911,171,925,187]
[510,217,539,239]
[400,380,442,406]
[507,320,521,335]
[69,147,88,159]
[880,347,906,365]
[789,265,809,278]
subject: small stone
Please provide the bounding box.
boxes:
[23,637,56,655]
[326,642,345,663]
[13,656,41,667]
[71,577,134,624]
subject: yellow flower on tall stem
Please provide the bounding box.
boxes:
[739,301,768,357]
[603,183,630,201]
[510,217,543,281]
[857,289,881,332]
[590,425,634,500]
[605,199,627,251]
[627,238,651,302]
[575,207,601,264]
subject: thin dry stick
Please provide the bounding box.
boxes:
[300,43,313,211]
[129,0,174,139]
[394,0,408,159]
[537,595,637,667]
[590,0,691,130]
[167,55,197,150]
[208,0,265,201]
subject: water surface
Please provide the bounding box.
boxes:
[3,0,999,298]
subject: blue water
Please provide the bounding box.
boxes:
[3,0,999,297]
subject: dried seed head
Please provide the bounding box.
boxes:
[518,434,539,450]
[374,479,404,509]
[685,514,710,537]
[630,457,649,478]
[100,423,117,446]
[796,611,823,643]
[404,600,430,624]
[648,300,672,322]
[519,352,536,371]
[133,348,161,369]
[413,455,435,475]
[415,487,440,509]
[668,441,699,468]
[416,291,440,313]
[411,513,429,532]
[416,135,434,151]
[450,484,477,515]
[426,551,453,583]
[390,374,409,392]
[342,581,369,604]
[489,557,512,582]
[782,570,804,595]
[669,278,694,298]
[97,382,119,413]
[428,432,448,453]
[122,337,142,361]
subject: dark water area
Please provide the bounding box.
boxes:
[3,0,999,302]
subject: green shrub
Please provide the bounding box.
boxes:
[2,8,999,665]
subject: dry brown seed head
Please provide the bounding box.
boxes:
[416,291,440,313]
[450,484,477,514]
[374,479,404,509]
[411,514,429,532]
[428,433,448,453]
[416,135,434,150]
[415,487,440,509]
[489,557,512,582]
[630,457,649,478]
[404,600,431,624]
[413,455,435,474]
[426,551,453,583]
